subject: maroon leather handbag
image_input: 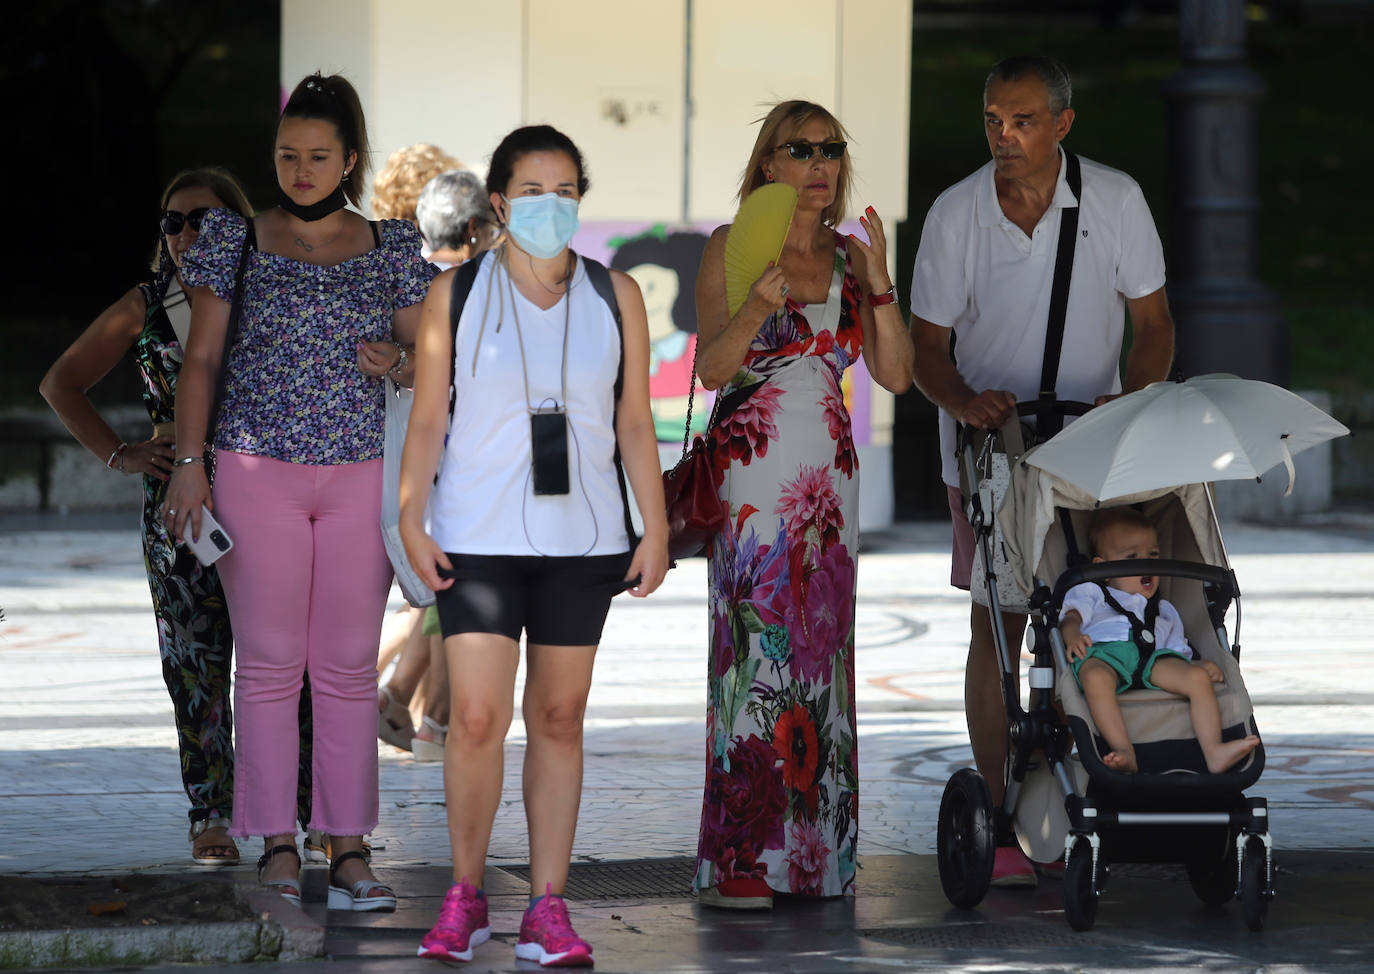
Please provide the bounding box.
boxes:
[663,433,726,561]
[662,355,727,560]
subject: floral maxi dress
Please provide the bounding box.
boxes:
[695,231,862,897]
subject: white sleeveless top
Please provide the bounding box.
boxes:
[429,254,629,556]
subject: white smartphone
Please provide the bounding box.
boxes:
[186,505,234,566]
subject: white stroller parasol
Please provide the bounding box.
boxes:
[1022,373,1350,502]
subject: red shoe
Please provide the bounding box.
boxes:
[697,876,774,910]
[990,846,1037,888]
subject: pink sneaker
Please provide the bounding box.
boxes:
[417,880,491,963]
[514,887,594,967]
[990,846,1037,888]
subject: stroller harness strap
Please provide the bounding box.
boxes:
[1097,583,1162,689]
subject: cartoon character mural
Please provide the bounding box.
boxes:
[573,221,871,449]
[607,227,710,442]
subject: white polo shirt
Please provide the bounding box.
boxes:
[909,148,1166,486]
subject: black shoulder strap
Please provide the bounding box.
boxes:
[581,256,623,398]
[138,282,158,319]
[1037,150,1081,437]
[369,220,382,249]
[446,251,486,425]
[207,218,257,442]
[1059,508,1088,568]
[579,256,637,547]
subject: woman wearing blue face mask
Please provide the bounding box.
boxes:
[399,124,669,967]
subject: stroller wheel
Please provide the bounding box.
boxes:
[936,769,996,908]
[1063,836,1101,932]
[1239,836,1271,931]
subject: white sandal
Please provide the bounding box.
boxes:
[377,685,415,751]
[327,849,397,912]
[410,715,448,762]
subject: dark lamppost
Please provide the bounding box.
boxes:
[1165,0,1286,384]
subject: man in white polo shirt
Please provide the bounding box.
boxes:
[909,55,1175,887]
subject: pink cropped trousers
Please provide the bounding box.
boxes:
[212,451,392,838]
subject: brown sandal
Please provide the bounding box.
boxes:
[190,818,240,866]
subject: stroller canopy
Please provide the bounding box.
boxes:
[999,459,1229,605]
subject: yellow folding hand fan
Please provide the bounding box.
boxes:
[724,183,798,317]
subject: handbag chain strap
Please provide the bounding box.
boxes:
[679,338,725,462]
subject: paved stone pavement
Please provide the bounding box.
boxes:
[2,514,1373,970]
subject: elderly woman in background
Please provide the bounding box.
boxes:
[377,168,501,761]
[372,143,462,223]
[691,100,914,908]
[415,169,502,269]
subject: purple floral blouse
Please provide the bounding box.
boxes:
[180,208,435,464]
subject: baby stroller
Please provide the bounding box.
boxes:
[935,394,1276,932]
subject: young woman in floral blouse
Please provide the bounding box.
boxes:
[41,168,314,866]
[690,101,914,908]
[164,74,435,910]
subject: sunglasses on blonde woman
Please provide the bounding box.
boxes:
[772,139,847,162]
[160,208,211,235]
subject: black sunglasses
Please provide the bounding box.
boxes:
[160,207,211,235]
[772,139,847,162]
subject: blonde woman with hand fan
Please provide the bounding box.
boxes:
[691,100,914,909]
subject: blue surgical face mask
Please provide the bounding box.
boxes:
[502,192,580,259]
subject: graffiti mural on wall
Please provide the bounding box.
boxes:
[573,221,872,446]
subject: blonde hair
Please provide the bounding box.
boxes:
[152,167,252,275]
[737,100,853,227]
[372,143,462,223]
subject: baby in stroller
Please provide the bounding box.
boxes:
[1060,507,1260,775]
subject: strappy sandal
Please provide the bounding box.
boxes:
[327,849,397,912]
[256,844,302,906]
[377,685,415,751]
[189,818,239,867]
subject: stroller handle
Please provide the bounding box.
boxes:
[1050,559,1240,604]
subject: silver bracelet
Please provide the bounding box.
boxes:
[388,343,410,376]
[173,456,205,467]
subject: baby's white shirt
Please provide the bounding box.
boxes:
[1061,582,1193,657]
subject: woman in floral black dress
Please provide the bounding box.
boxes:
[41,168,312,865]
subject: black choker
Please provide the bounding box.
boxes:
[277,183,348,221]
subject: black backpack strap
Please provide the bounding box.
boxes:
[1037,150,1082,438]
[581,257,623,396]
[446,251,485,427]
[580,256,638,548]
